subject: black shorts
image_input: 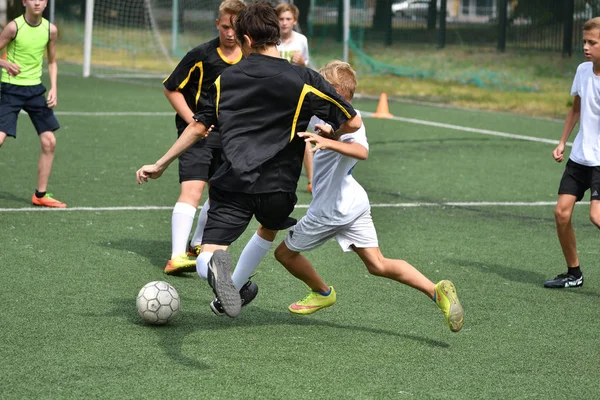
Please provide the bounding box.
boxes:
[0,83,60,137]
[177,134,222,183]
[558,159,600,201]
[202,186,298,246]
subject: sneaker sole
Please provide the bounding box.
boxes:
[288,302,335,315]
[208,250,241,318]
[164,264,197,275]
[209,301,226,317]
[439,281,464,332]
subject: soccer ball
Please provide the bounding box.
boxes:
[136,281,180,325]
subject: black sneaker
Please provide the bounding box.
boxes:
[206,250,241,317]
[544,272,584,288]
[210,281,259,316]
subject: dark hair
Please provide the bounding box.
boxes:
[235,1,280,50]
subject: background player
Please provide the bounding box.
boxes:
[161,0,245,275]
[0,0,65,208]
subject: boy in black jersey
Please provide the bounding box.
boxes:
[136,1,362,318]
[161,0,245,275]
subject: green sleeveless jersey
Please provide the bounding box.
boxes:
[1,15,50,86]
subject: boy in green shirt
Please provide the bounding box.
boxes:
[0,0,65,208]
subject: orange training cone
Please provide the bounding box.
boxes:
[372,93,393,119]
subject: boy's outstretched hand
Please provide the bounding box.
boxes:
[553,143,565,162]
[136,164,165,184]
[298,131,332,153]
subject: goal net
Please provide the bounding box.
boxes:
[54,0,221,78]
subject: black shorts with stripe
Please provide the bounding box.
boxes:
[202,186,297,246]
[177,129,222,183]
[558,159,600,201]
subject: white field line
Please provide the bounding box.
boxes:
[0,202,589,213]
[52,110,571,147]
[359,111,572,147]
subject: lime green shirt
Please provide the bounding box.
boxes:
[1,15,49,86]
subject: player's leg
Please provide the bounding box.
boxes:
[197,186,255,317]
[545,160,586,288]
[25,86,64,208]
[166,180,205,274]
[230,225,277,290]
[0,131,7,147]
[166,141,213,274]
[275,213,338,314]
[189,149,223,255]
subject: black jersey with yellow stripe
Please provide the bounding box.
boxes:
[163,37,242,147]
[194,53,357,194]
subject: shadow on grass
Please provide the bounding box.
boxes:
[447,258,600,298]
[100,238,171,271]
[0,191,30,206]
[109,296,450,369]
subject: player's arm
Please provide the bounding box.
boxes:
[136,120,209,184]
[46,23,58,108]
[163,87,195,124]
[553,95,581,163]
[0,21,20,76]
[300,128,368,160]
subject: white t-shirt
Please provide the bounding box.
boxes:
[569,62,600,166]
[277,31,310,66]
[306,112,370,226]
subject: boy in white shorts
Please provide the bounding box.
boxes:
[273,61,465,332]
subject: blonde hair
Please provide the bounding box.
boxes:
[583,17,600,32]
[319,60,357,101]
[275,3,299,20]
[218,0,245,19]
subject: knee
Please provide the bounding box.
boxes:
[554,206,572,225]
[365,257,386,277]
[40,132,57,153]
[590,213,600,229]
[274,242,292,264]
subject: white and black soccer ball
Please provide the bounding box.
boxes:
[136,281,180,325]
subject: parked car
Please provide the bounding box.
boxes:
[392,0,440,19]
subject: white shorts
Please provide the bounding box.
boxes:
[284,210,379,252]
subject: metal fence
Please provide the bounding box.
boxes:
[305,0,593,54]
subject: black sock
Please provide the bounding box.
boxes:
[568,266,582,278]
[35,189,46,199]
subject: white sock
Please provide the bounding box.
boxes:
[196,252,212,279]
[171,202,197,258]
[232,232,273,290]
[190,199,210,247]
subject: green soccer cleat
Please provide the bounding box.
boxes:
[289,286,336,315]
[434,280,464,332]
[164,253,197,275]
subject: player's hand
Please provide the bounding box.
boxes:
[313,123,336,139]
[4,62,20,76]
[136,164,165,184]
[47,88,57,108]
[298,131,330,153]
[291,51,305,66]
[553,143,565,162]
[307,182,312,193]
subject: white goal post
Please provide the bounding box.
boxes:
[82,0,174,78]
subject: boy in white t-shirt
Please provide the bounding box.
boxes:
[276,3,309,67]
[545,17,600,289]
[273,61,464,333]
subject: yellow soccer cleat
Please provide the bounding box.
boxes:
[164,253,197,275]
[289,286,336,315]
[434,280,464,332]
[187,242,202,258]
